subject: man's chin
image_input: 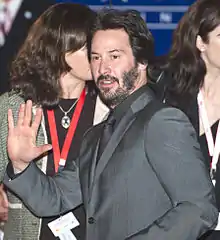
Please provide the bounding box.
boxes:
[99,94,113,107]
[99,89,114,100]
[99,94,126,108]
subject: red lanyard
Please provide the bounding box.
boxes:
[47,88,86,173]
[197,90,220,175]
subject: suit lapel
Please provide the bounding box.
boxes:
[91,87,156,189]
[93,108,135,185]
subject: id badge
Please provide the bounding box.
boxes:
[59,230,77,240]
[48,212,79,239]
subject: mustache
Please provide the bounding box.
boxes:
[97,75,119,84]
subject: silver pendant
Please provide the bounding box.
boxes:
[61,115,71,129]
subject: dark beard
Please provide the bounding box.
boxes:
[98,66,138,107]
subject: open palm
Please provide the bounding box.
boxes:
[7,100,52,171]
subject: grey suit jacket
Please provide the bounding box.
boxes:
[4,87,218,240]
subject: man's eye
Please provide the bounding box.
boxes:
[92,56,100,61]
[111,55,120,60]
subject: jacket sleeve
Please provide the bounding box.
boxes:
[139,107,218,240]
[3,158,82,217]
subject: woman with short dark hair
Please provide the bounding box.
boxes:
[0,3,108,240]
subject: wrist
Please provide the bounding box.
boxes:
[12,161,30,172]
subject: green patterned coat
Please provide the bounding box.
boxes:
[0,92,47,240]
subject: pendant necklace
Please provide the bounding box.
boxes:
[58,99,78,129]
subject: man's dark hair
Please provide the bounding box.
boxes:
[87,9,154,65]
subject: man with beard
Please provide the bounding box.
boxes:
[3,9,218,240]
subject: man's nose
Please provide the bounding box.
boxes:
[98,60,111,75]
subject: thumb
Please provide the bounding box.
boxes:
[35,144,52,158]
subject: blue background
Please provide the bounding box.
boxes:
[56,0,195,56]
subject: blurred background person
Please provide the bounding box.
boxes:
[148,0,220,239]
[0,3,108,240]
[0,0,55,94]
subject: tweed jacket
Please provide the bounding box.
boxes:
[0,92,46,240]
[0,91,109,240]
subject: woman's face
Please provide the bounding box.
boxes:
[65,45,92,81]
[197,25,220,72]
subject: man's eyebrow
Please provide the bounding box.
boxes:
[91,51,99,55]
[108,49,124,53]
[91,49,125,55]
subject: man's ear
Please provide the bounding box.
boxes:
[196,35,206,52]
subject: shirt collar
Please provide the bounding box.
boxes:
[111,84,148,125]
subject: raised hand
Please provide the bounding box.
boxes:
[7,100,52,171]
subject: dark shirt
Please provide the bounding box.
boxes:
[39,93,96,240]
[199,121,220,215]
[197,121,220,240]
[199,121,219,170]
